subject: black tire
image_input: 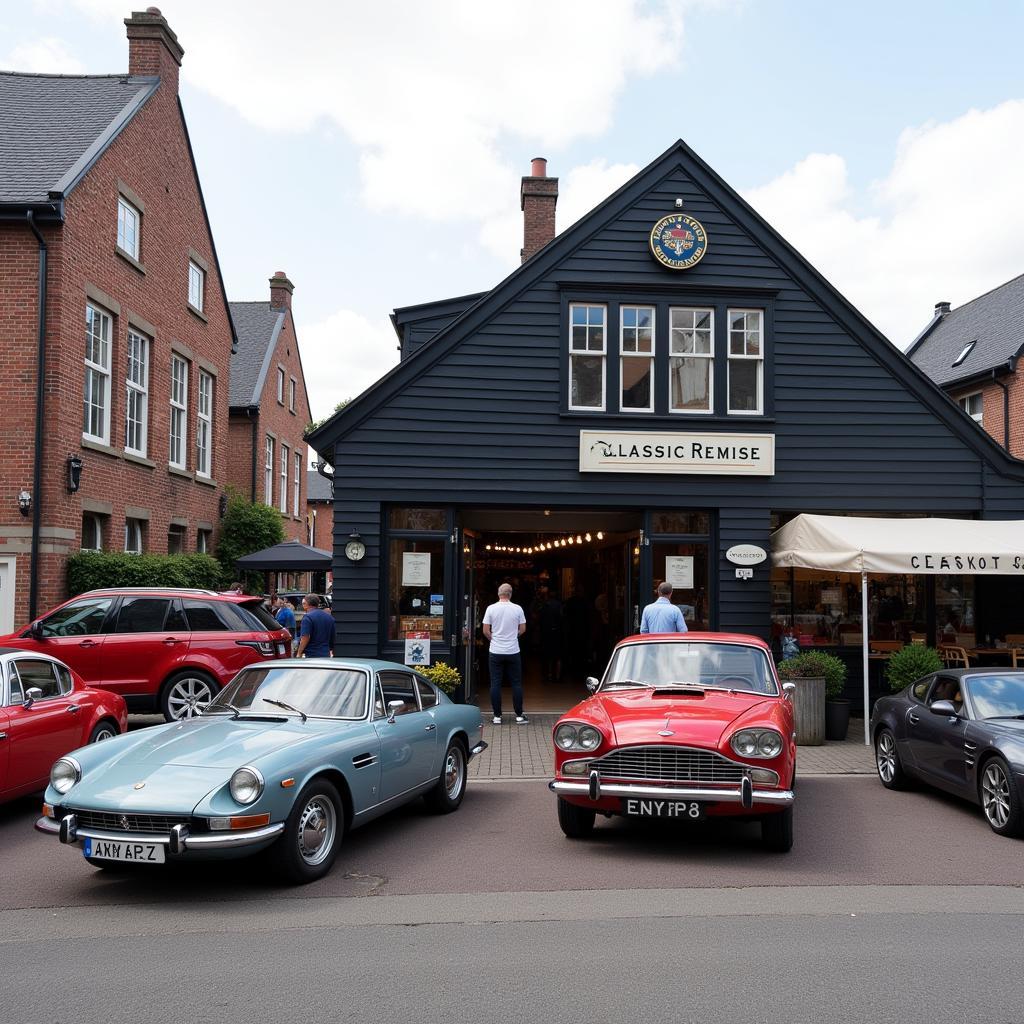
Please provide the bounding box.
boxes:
[267,779,344,884]
[160,670,218,722]
[557,798,596,838]
[88,720,119,743]
[874,726,910,790]
[979,755,1024,837]
[424,739,467,814]
[761,805,793,853]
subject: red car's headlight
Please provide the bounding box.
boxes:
[554,723,603,751]
[730,729,783,759]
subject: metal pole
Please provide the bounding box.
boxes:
[26,211,48,623]
[862,570,870,745]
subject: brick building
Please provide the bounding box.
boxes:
[306,469,333,551]
[0,8,236,632]
[908,274,1024,458]
[227,272,312,559]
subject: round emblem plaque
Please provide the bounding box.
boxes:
[649,213,708,270]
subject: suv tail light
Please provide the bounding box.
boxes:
[236,640,276,657]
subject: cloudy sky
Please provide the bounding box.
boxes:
[4,1,1024,420]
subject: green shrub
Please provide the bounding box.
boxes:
[885,645,943,692]
[215,490,285,590]
[415,661,461,696]
[777,650,848,700]
[67,551,223,596]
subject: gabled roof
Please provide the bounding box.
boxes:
[390,291,487,340]
[306,138,1024,480]
[307,469,332,502]
[907,273,1024,389]
[0,72,158,207]
[228,301,285,407]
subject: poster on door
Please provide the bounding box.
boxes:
[402,552,431,587]
[665,555,694,589]
[404,631,430,667]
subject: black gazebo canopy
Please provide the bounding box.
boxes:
[234,540,332,571]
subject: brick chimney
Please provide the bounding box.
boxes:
[269,271,294,311]
[935,300,951,317]
[520,157,558,263]
[125,8,183,92]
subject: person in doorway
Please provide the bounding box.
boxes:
[640,581,688,634]
[483,582,527,724]
[274,594,297,650]
[296,593,334,658]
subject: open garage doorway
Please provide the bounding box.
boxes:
[457,509,643,713]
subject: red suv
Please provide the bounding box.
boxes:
[0,588,292,721]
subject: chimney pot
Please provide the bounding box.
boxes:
[530,157,548,178]
[146,6,161,14]
[520,158,558,263]
[935,300,951,316]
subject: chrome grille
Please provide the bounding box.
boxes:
[591,746,746,784]
[68,809,188,835]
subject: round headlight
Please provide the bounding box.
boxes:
[50,756,81,794]
[554,724,579,751]
[229,767,264,805]
[757,731,783,757]
[731,731,758,757]
[577,726,602,751]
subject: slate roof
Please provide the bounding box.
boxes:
[908,273,1024,388]
[228,301,285,407]
[307,470,333,502]
[0,72,158,205]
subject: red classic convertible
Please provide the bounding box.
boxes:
[549,632,796,851]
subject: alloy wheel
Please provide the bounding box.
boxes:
[167,677,215,720]
[982,762,1011,829]
[876,731,896,783]
[444,745,465,802]
[91,725,116,743]
[296,796,337,866]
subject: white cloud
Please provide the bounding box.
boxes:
[299,308,399,422]
[743,100,1024,347]
[3,36,85,72]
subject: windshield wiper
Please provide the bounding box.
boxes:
[987,714,1024,720]
[206,701,241,719]
[262,698,308,722]
[604,679,653,689]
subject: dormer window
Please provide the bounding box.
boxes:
[952,340,976,368]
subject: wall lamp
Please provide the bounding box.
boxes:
[18,490,32,517]
[67,454,83,493]
[218,494,228,519]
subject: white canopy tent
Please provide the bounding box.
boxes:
[770,514,1024,743]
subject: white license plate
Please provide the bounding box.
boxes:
[82,837,165,864]
[623,798,705,820]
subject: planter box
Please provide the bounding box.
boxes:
[825,699,851,741]
[791,676,826,746]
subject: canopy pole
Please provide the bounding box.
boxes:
[861,570,870,745]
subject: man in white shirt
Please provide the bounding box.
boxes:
[482,582,527,724]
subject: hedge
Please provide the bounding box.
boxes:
[67,551,224,597]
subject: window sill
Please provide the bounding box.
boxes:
[168,465,194,480]
[558,411,776,425]
[195,474,217,488]
[81,438,120,459]
[187,304,208,324]
[115,247,146,275]
[123,451,155,468]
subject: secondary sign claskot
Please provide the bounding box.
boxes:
[580,430,775,476]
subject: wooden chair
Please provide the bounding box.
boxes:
[938,645,971,669]
[1004,633,1024,646]
[955,633,977,650]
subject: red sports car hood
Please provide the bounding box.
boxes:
[590,688,774,748]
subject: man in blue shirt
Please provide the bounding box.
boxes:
[640,582,688,634]
[296,594,334,658]
[274,595,297,650]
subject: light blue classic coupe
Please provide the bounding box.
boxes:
[35,659,486,883]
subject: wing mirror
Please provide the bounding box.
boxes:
[585,677,600,693]
[29,620,44,640]
[929,699,960,717]
[23,686,43,708]
[386,699,404,723]
[782,682,797,699]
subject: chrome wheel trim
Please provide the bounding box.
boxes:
[444,746,465,801]
[982,763,1011,829]
[91,725,116,743]
[876,731,896,783]
[296,795,337,866]
[166,677,215,720]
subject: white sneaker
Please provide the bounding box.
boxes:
[516,715,529,724]
[492,716,502,725]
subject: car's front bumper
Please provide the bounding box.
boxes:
[469,741,488,759]
[35,814,284,853]
[549,777,794,807]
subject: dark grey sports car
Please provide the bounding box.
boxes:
[870,669,1024,837]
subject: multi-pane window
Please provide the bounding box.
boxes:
[265,436,274,505]
[84,304,112,442]
[293,451,301,517]
[117,197,140,259]
[124,518,144,554]
[81,513,103,551]
[620,306,654,412]
[959,392,983,423]
[669,307,713,413]
[169,355,188,469]
[167,524,186,554]
[280,444,289,513]
[125,329,149,455]
[289,377,296,412]
[196,370,213,478]
[188,260,205,312]
[568,303,606,411]
[727,309,763,414]
[277,368,285,404]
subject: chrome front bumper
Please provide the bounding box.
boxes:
[469,741,488,760]
[549,778,794,807]
[36,814,285,852]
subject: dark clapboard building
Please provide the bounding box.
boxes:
[308,141,1024,708]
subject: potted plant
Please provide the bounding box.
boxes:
[777,651,847,744]
[885,645,943,693]
[414,661,463,701]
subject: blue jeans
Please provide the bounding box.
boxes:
[489,652,523,717]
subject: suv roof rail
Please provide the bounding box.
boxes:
[82,587,221,596]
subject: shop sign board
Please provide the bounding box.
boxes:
[725,544,768,565]
[402,552,431,586]
[580,431,775,475]
[665,555,694,589]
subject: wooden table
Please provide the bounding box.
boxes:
[966,647,1021,666]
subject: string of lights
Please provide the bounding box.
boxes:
[485,531,604,555]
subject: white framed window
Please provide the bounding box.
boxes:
[959,392,983,423]
[669,307,714,414]
[727,309,763,414]
[196,370,213,478]
[197,528,211,554]
[188,260,205,313]
[169,355,188,469]
[124,518,144,554]
[568,303,606,411]
[289,377,296,412]
[81,513,104,552]
[293,451,301,517]
[125,328,149,455]
[265,436,274,505]
[117,196,140,259]
[280,444,289,513]
[277,367,285,404]
[84,303,112,443]
[620,305,654,412]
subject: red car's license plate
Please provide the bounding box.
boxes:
[622,798,705,820]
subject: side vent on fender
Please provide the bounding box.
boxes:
[352,752,377,770]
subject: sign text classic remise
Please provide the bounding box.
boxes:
[579,431,776,476]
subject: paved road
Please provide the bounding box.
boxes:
[3,777,1022,1023]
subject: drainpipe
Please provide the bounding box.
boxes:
[991,366,1012,452]
[26,211,48,623]
[245,405,258,501]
